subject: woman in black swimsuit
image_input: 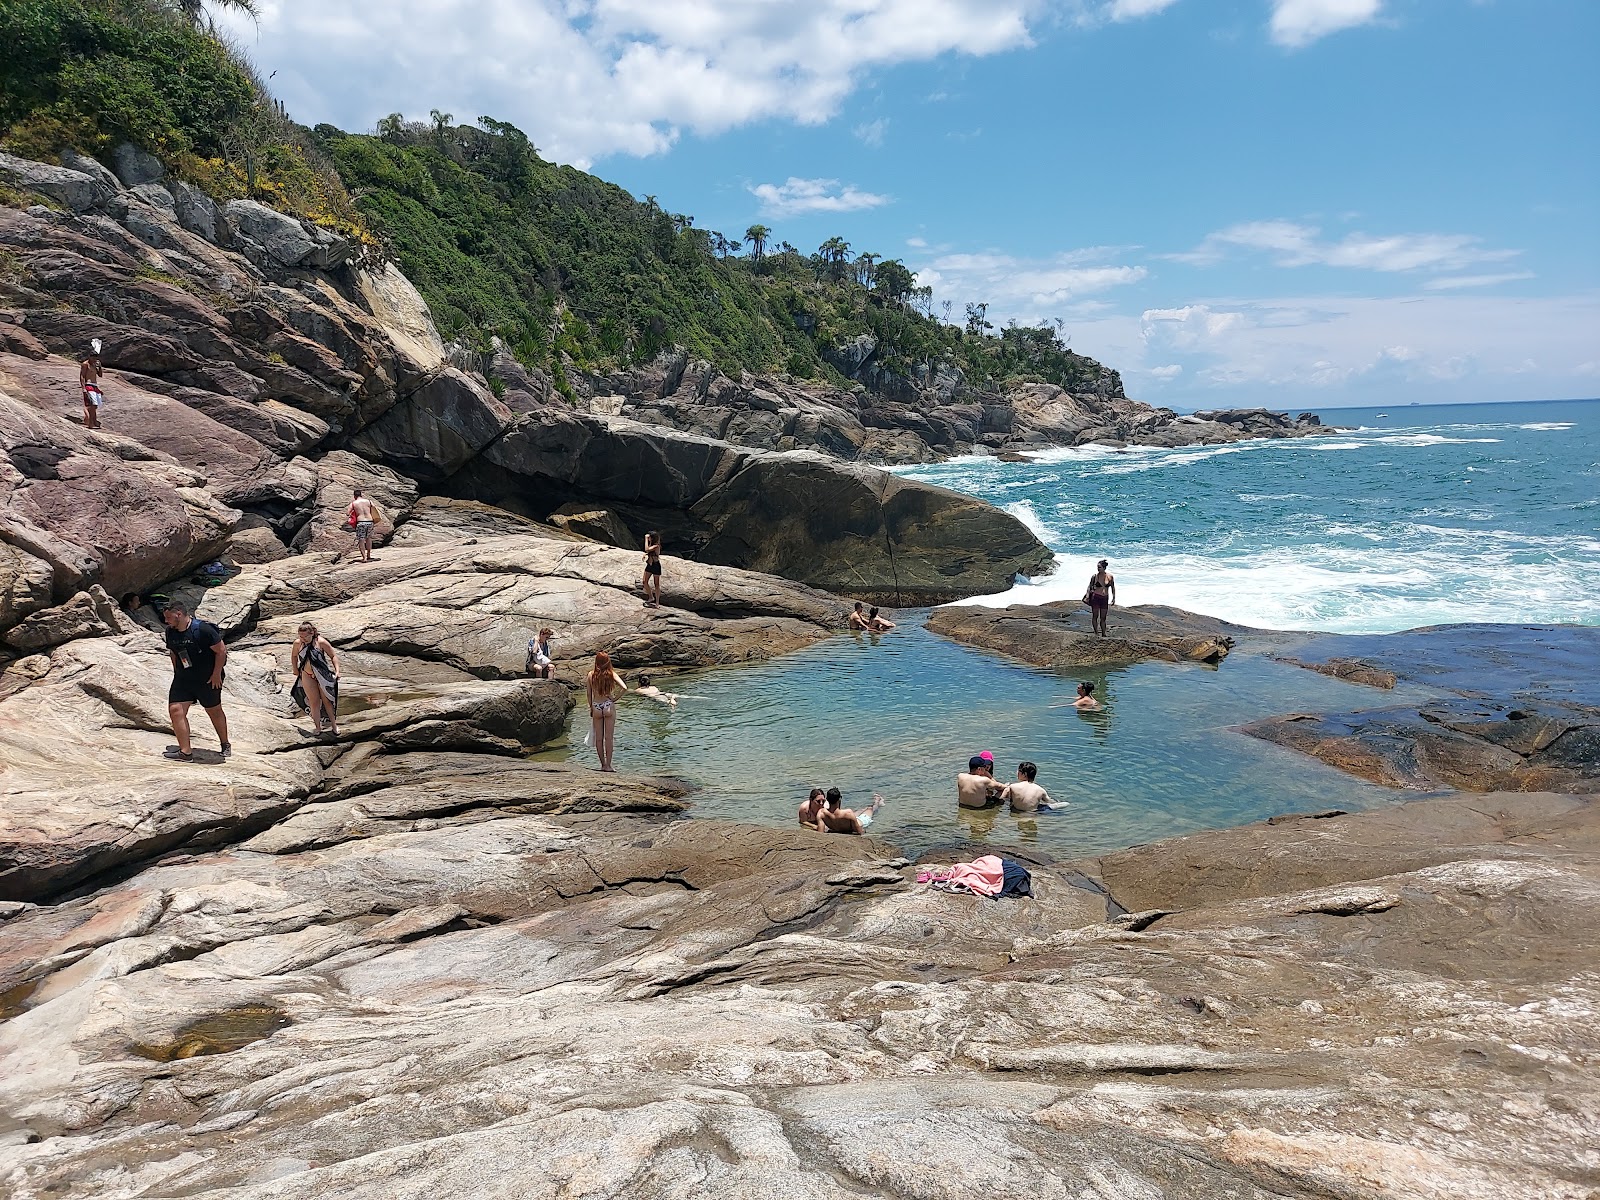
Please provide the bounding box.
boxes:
[641,531,662,608]
[1085,559,1115,637]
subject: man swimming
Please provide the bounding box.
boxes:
[635,673,679,706]
[957,756,1002,808]
[1000,761,1063,812]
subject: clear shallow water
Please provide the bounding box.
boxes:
[555,623,1410,858]
[554,397,1596,856]
[900,398,1600,634]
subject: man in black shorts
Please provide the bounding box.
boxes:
[161,600,231,761]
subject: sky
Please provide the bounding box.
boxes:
[223,0,1599,408]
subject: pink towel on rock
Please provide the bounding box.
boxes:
[942,854,1005,897]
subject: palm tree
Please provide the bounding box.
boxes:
[818,237,851,281]
[855,251,879,287]
[744,224,770,265]
[171,0,258,29]
[643,195,659,216]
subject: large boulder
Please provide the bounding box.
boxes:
[928,601,1247,668]
[223,199,317,269]
[452,411,1053,604]
[346,367,512,482]
[0,152,115,213]
[290,450,418,555]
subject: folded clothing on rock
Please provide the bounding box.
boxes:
[917,854,1032,899]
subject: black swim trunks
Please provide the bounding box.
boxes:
[645,559,661,576]
[169,672,224,709]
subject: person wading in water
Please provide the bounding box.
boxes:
[1085,559,1116,637]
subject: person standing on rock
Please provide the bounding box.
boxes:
[79,341,104,430]
[641,531,663,607]
[586,651,628,772]
[347,488,382,563]
[290,621,341,737]
[1085,559,1116,637]
[161,600,230,762]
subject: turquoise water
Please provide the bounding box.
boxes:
[566,398,1597,856]
[902,398,1600,633]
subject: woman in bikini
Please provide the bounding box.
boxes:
[291,621,341,736]
[586,650,628,771]
[1085,558,1116,637]
[641,532,662,607]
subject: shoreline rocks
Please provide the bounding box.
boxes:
[926,601,1256,668]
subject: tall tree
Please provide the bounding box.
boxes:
[817,237,851,281]
[744,223,770,265]
[855,251,879,287]
[429,109,453,154]
[170,0,258,30]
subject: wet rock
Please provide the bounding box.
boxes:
[928,601,1244,668]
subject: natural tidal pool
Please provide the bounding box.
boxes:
[549,619,1418,857]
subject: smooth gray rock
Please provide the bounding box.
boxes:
[0,152,113,213]
[224,199,316,268]
[57,150,120,192]
[109,141,165,186]
[169,179,219,242]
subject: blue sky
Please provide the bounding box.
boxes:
[228,0,1598,407]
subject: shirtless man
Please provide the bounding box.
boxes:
[79,347,104,429]
[815,787,883,834]
[635,673,679,706]
[847,602,870,631]
[957,756,1002,809]
[798,787,827,827]
[347,488,382,563]
[1000,761,1063,812]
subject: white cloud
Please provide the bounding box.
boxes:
[221,0,1042,166]
[1105,0,1183,20]
[906,236,929,248]
[749,177,892,217]
[1148,364,1184,379]
[914,250,1148,322]
[1422,271,1536,291]
[1171,220,1519,274]
[1269,0,1384,48]
[854,118,889,147]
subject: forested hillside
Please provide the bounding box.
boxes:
[0,0,1121,402]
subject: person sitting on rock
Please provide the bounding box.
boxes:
[634,674,679,706]
[867,606,896,632]
[814,787,884,835]
[526,627,554,679]
[1000,761,1063,813]
[848,602,870,631]
[799,786,827,827]
[161,600,230,762]
[957,756,1003,809]
[641,531,662,608]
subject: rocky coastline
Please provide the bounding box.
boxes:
[2,145,1596,1198]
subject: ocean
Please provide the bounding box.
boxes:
[900,397,1600,634]
[564,397,1598,855]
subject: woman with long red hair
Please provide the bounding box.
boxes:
[585,650,627,771]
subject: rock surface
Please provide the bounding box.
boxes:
[927,601,1254,668]
[451,412,1053,604]
[0,783,1594,1198]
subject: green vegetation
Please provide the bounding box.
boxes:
[0,0,371,243]
[320,118,1118,397]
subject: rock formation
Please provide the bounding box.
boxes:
[581,350,1334,466]
[927,601,1255,668]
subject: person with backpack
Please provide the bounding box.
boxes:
[161,600,230,762]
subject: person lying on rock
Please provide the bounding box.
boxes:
[957,756,1003,809]
[814,788,884,834]
[634,674,679,706]
[847,601,870,631]
[799,787,827,827]
[161,600,230,762]
[866,606,896,632]
[526,627,554,679]
[999,761,1064,813]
